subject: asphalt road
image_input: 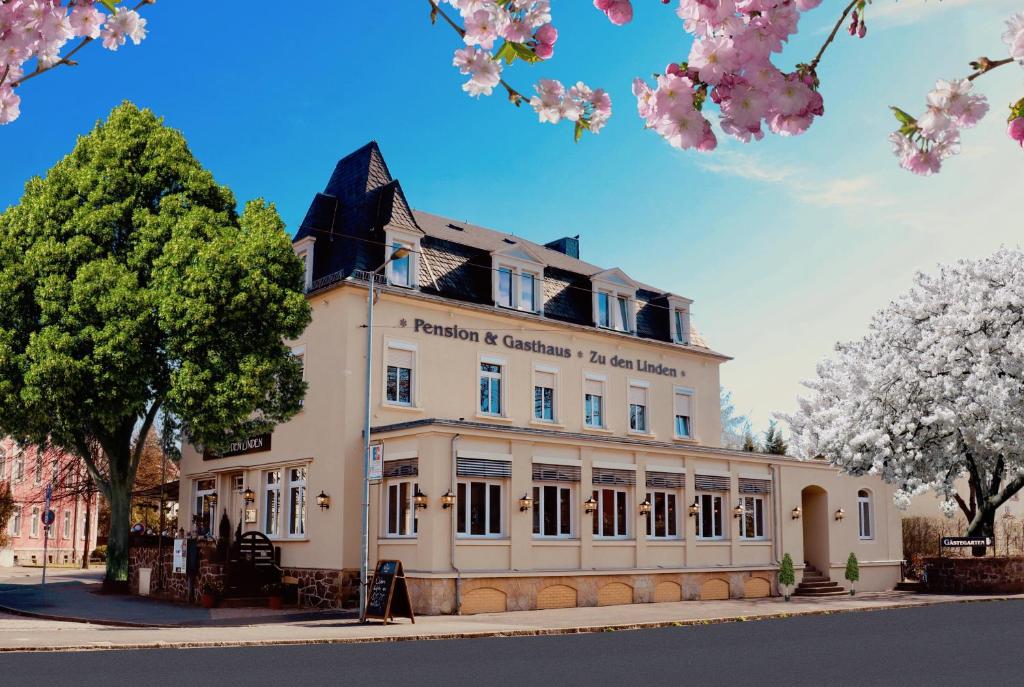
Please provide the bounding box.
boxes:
[3,600,1021,686]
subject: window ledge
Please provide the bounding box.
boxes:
[627,430,656,439]
[529,419,564,429]
[473,414,516,424]
[695,539,730,546]
[382,403,425,413]
[268,537,311,543]
[673,436,698,444]
[592,539,635,546]
[531,538,581,546]
[581,426,614,435]
[377,537,418,545]
[456,537,511,546]
[739,540,772,546]
[646,538,685,545]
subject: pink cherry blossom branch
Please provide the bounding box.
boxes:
[428,0,527,106]
[7,0,154,90]
[808,0,860,72]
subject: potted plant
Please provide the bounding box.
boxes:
[200,579,223,608]
[263,582,284,610]
[845,552,860,595]
[778,553,796,601]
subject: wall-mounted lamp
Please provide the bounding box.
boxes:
[518,493,534,512]
[242,487,255,506]
[208,491,218,504]
[688,499,700,518]
[639,498,652,516]
[317,491,331,510]
[414,488,429,510]
[441,490,457,509]
[834,508,845,521]
[791,506,802,520]
[733,503,744,519]
[583,496,598,514]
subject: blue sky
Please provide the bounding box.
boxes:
[3,0,1022,435]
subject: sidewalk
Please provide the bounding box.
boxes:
[2,567,1022,652]
[0,567,354,627]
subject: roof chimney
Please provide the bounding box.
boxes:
[544,235,580,260]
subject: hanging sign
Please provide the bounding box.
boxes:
[361,559,415,625]
[203,433,272,460]
[368,442,384,483]
[940,536,993,548]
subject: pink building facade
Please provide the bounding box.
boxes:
[0,437,99,567]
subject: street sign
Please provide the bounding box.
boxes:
[41,509,55,526]
[940,536,993,548]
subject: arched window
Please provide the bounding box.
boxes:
[858,489,873,539]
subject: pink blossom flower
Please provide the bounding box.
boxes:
[594,0,633,26]
[101,8,147,51]
[69,4,104,40]
[453,46,502,97]
[535,23,557,47]
[501,19,532,43]
[655,106,707,150]
[0,85,21,125]
[1008,117,1024,147]
[688,35,736,85]
[1002,12,1024,63]
[463,9,503,50]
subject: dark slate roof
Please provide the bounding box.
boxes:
[296,142,712,351]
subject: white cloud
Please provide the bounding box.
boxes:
[867,0,1020,29]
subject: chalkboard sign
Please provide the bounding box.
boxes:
[362,559,415,625]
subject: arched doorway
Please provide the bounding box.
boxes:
[800,485,830,579]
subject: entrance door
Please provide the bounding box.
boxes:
[800,485,831,578]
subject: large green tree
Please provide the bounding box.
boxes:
[0,102,311,587]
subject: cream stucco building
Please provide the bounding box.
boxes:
[177,143,903,614]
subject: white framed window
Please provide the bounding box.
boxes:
[673,308,689,344]
[592,487,629,538]
[30,507,39,538]
[494,264,541,313]
[13,453,24,481]
[596,291,612,328]
[384,479,419,538]
[388,241,414,287]
[584,375,605,429]
[9,507,21,536]
[533,484,573,538]
[696,493,724,539]
[194,477,217,536]
[645,490,680,539]
[674,387,693,439]
[858,489,873,539]
[593,283,635,333]
[385,342,416,406]
[533,367,557,422]
[291,344,306,407]
[479,359,504,416]
[616,296,630,332]
[50,458,58,485]
[628,382,649,433]
[264,470,281,536]
[293,236,315,292]
[287,467,307,537]
[62,510,71,538]
[457,479,504,537]
[739,496,766,539]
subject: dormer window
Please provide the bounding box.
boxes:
[384,226,422,289]
[674,308,688,344]
[491,244,544,314]
[292,236,316,292]
[390,242,413,287]
[597,292,612,328]
[667,296,693,345]
[591,268,638,335]
[497,267,514,308]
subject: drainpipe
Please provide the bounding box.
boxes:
[450,434,462,614]
[770,463,781,566]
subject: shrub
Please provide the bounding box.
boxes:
[779,553,796,599]
[845,552,860,594]
[91,545,107,561]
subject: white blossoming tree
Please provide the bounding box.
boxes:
[785,248,1024,553]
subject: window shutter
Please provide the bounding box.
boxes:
[628,385,646,406]
[646,471,685,489]
[674,392,692,417]
[592,467,635,486]
[457,457,511,478]
[532,463,581,483]
[585,378,603,396]
[535,370,556,390]
[739,477,772,494]
[383,458,418,478]
[387,347,414,368]
[694,474,731,492]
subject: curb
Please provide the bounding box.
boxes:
[1,595,1021,653]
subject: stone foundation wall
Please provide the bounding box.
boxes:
[922,556,1024,594]
[127,538,224,604]
[407,569,778,615]
[281,567,360,609]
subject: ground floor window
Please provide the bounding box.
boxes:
[645,490,680,539]
[30,507,39,537]
[264,470,281,536]
[288,467,307,537]
[457,480,504,537]
[9,507,21,536]
[194,477,217,536]
[592,488,628,538]
[385,479,419,537]
[697,493,724,539]
[739,495,765,539]
[533,484,572,537]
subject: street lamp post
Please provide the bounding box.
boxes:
[359,245,410,616]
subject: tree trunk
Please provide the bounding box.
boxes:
[81,488,92,570]
[102,481,132,592]
[966,507,996,557]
